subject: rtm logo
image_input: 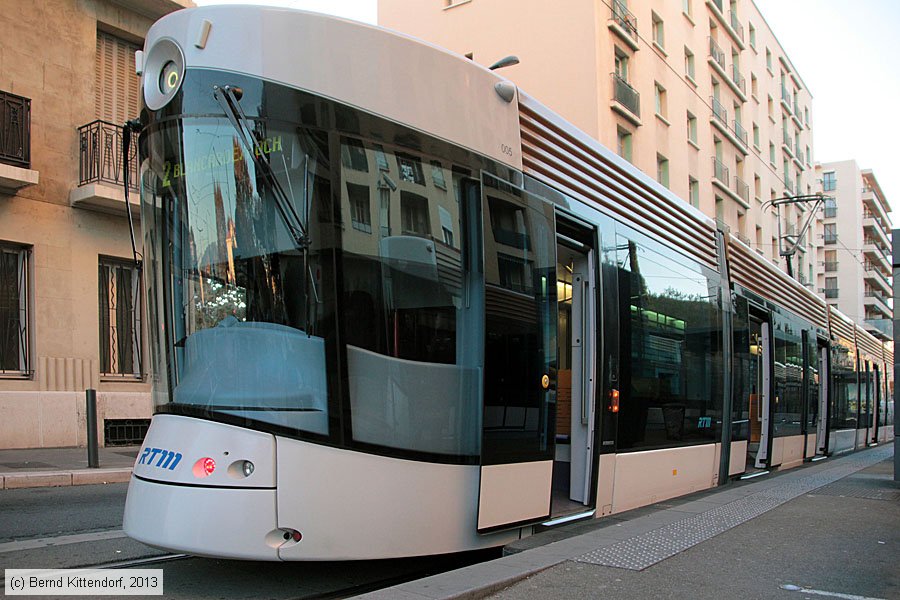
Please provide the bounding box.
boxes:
[697,417,712,428]
[138,447,183,470]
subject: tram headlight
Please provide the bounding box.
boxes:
[142,38,184,110]
[242,460,254,477]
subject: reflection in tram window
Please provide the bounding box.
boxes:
[481,174,557,465]
[615,231,724,451]
[772,315,803,437]
[830,341,858,430]
[338,137,479,457]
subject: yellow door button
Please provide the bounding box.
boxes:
[541,374,550,389]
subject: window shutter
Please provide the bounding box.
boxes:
[95,31,141,124]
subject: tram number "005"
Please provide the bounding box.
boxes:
[500,144,514,157]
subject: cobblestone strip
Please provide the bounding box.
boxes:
[576,446,893,571]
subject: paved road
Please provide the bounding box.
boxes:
[490,460,900,600]
[0,482,497,599]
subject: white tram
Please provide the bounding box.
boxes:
[123,5,894,560]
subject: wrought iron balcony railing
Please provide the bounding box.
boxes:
[712,156,729,185]
[708,37,726,71]
[0,90,31,169]
[710,96,727,125]
[730,11,744,41]
[824,233,838,245]
[824,261,838,272]
[611,0,638,39]
[781,84,792,107]
[731,64,746,95]
[824,288,839,299]
[612,73,640,118]
[732,120,748,146]
[734,175,749,203]
[78,120,138,192]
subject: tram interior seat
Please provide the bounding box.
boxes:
[174,319,329,434]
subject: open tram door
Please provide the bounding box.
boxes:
[551,216,598,519]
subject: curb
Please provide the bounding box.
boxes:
[0,468,133,490]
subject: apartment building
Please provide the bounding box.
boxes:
[379,0,818,282]
[0,0,191,449]
[815,161,893,341]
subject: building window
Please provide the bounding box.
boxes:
[823,171,836,192]
[766,48,773,72]
[614,47,629,81]
[99,259,142,378]
[684,47,695,81]
[824,277,838,299]
[687,112,698,144]
[769,142,775,166]
[824,250,838,272]
[750,73,758,99]
[749,23,756,49]
[396,153,425,185]
[805,145,811,165]
[755,225,763,250]
[754,174,761,201]
[374,144,390,171]
[654,82,667,119]
[657,154,669,188]
[767,95,774,120]
[683,0,692,19]
[341,137,369,172]
[652,11,664,49]
[347,183,372,233]
[689,177,699,208]
[617,127,633,162]
[823,197,837,218]
[430,161,447,190]
[95,30,141,124]
[823,223,837,245]
[379,188,391,237]
[804,107,810,126]
[400,191,430,236]
[0,243,29,375]
[752,123,760,149]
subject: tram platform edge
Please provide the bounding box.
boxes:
[352,444,897,600]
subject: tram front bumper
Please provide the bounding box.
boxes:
[123,474,281,560]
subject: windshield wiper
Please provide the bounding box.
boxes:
[213,84,309,250]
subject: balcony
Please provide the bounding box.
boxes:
[864,290,892,314]
[611,73,641,125]
[781,84,792,113]
[823,232,837,245]
[708,37,726,73]
[711,95,727,125]
[862,186,890,224]
[863,215,891,249]
[712,156,729,185]
[609,1,639,51]
[782,129,794,157]
[863,241,891,272]
[0,90,39,193]
[68,120,140,217]
[734,175,749,204]
[783,173,794,195]
[864,266,891,295]
[823,260,838,272]
[824,288,839,299]
[706,0,746,49]
[732,119,748,148]
[730,64,747,99]
[864,318,892,341]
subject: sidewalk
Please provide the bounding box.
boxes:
[0,446,138,490]
[356,444,898,600]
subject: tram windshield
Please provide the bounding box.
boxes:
[140,73,486,457]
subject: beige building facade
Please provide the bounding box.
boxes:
[379,0,818,284]
[0,0,190,449]
[815,160,892,340]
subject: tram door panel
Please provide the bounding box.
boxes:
[747,316,772,470]
[555,237,596,512]
[815,344,829,455]
[477,174,557,533]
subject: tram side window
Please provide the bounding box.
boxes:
[806,334,819,433]
[615,231,724,451]
[731,296,751,442]
[339,137,480,458]
[772,315,804,438]
[830,343,857,430]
